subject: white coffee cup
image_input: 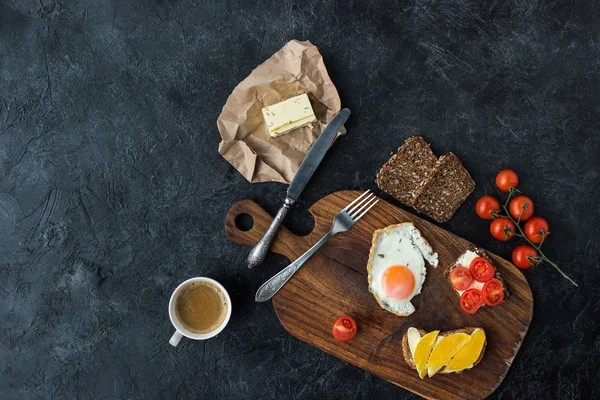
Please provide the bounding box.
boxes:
[168,277,232,347]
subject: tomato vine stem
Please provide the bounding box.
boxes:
[498,191,578,287]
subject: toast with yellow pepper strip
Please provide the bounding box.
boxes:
[402,327,487,378]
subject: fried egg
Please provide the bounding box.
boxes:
[367,223,438,316]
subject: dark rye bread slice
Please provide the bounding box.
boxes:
[446,246,509,300]
[411,152,475,223]
[401,327,487,374]
[376,136,438,206]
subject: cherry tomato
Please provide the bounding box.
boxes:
[469,257,496,282]
[476,196,501,220]
[482,279,505,306]
[524,217,549,244]
[512,245,539,269]
[450,267,474,291]
[460,289,483,314]
[496,170,519,192]
[490,217,516,241]
[332,316,357,342]
[509,196,534,221]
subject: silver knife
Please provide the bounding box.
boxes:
[247,108,351,269]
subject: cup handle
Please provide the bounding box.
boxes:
[169,331,183,347]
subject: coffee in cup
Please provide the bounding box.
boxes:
[175,280,228,334]
[168,277,231,346]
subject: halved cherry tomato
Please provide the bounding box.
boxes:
[482,279,504,306]
[490,217,516,241]
[496,170,519,192]
[460,289,483,314]
[512,245,539,269]
[524,217,549,244]
[469,257,496,282]
[450,267,474,291]
[476,196,501,220]
[509,196,534,221]
[332,316,357,342]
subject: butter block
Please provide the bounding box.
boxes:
[262,93,317,138]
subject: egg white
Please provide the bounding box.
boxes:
[367,223,438,316]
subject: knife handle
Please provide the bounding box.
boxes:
[247,197,295,269]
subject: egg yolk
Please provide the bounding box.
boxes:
[382,265,415,300]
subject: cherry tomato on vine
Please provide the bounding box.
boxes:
[496,170,519,192]
[476,196,501,220]
[524,217,549,244]
[490,217,516,241]
[512,245,539,269]
[332,316,357,342]
[509,196,534,221]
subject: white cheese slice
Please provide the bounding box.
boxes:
[407,327,421,358]
[261,93,317,138]
[433,334,445,347]
[457,250,479,269]
[454,250,485,295]
[457,280,485,296]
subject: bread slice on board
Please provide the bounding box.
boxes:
[411,153,475,223]
[376,136,438,206]
[445,245,509,304]
[401,327,487,374]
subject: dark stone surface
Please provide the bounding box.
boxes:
[1,0,599,399]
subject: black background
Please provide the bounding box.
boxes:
[1,0,599,399]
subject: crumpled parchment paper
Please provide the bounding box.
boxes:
[217,40,344,183]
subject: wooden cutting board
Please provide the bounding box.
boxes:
[225,190,533,400]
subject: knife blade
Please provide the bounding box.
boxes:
[286,108,351,201]
[247,108,351,269]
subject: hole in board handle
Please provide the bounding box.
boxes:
[234,213,254,232]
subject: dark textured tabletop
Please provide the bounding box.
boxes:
[2,1,599,399]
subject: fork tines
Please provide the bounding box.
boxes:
[344,190,379,220]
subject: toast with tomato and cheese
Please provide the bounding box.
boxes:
[402,327,487,377]
[446,246,508,313]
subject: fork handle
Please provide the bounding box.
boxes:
[247,197,295,269]
[255,229,335,302]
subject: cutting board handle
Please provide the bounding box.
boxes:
[225,199,310,262]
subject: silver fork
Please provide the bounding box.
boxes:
[255,190,379,302]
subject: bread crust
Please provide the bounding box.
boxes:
[401,327,487,374]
